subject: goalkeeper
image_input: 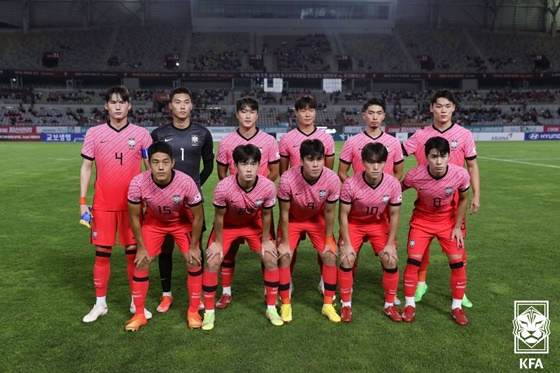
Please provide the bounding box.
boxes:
[276,139,341,323]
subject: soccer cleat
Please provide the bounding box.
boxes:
[215,294,232,309]
[414,284,428,302]
[383,305,403,322]
[340,306,352,322]
[130,301,153,319]
[393,297,402,306]
[82,304,108,323]
[201,312,215,331]
[125,314,147,331]
[187,311,202,329]
[265,308,284,326]
[156,295,173,313]
[462,294,473,308]
[280,304,293,323]
[321,305,341,323]
[451,308,469,325]
[402,305,416,323]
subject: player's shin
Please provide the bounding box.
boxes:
[382,266,399,304]
[132,269,149,316]
[93,248,112,297]
[403,258,421,300]
[322,265,337,304]
[338,266,353,304]
[278,266,292,303]
[125,246,137,289]
[449,259,467,303]
[263,269,279,306]
[202,270,218,311]
[187,266,203,312]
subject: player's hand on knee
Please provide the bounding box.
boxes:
[206,242,223,262]
[379,244,398,268]
[261,239,278,259]
[277,242,292,260]
[188,246,202,266]
[450,228,464,248]
[339,244,356,267]
[134,246,152,268]
[322,236,337,256]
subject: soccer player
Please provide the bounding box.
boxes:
[125,141,204,331]
[278,95,336,294]
[213,96,280,309]
[80,85,153,323]
[277,139,341,323]
[150,87,214,313]
[338,142,402,322]
[402,89,480,308]
[337,97,404,306]
[201,144,281,330]
[401,136,470,325]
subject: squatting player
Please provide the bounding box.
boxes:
[150,87,214,313]
[338,143,402,323]
[402,89,480,308]
[80,86,152,323]
[337,97,404,306]
[125,141,204,331]
[278,95,336,295]
[201,144,282,330]
[213,96,280,309]
[401,136,470,325]
[277,139,341,323]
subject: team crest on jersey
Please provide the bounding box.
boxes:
[255,199,263,206]
[191,135,199,146]
[173,195,181,204]
[92,230,98,239]
[382,194,390,203]
[409,239,415,248]
[450,140,458,150]
[128,138,136,148]
[445,187,454,195]
[319,190,327,199]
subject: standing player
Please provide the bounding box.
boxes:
[402,89,480,308]
[338,143,402,323]
[337,97,404,182]
[80,86,152,323]
[401,136,470,325]
[337,97,404,306]
[201,144,281,330]
[125,141,204,331]
[213,96,279,309]
[278,95,336,294]
[150,87,214,313]
[277,140,341,323]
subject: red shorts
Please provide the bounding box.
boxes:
[341,221,394,255]
[208,222,273,256]
[141,221,195,257]
[90,210,135,247]
[406,215,465,257]
[277,214,326,254]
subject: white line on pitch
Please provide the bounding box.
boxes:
[478,156,560,169]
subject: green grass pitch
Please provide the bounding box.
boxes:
[0,141,559,372]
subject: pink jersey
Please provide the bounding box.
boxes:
[339,131,404,175]
[403,164,470,222]
[402,124,477,167]
[277,166,340,222]
[216,129,280,177]
[127,170,202,225]
[213,175,276,227]
[278,126,335,168]
[340,172,402,224]
[81,123,152,211]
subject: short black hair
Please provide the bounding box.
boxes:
[294,95,317,111]
[424,136,450,157]
[148,141,174,160]
[362,97,386,113]
[300,139,324,160]
[431,89,458,107]
[233,144,261,164]
[236,96,259,112]
[361,142,388,163]
[170,87,193,102]
[104,86,130,103]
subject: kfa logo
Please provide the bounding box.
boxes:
[128,138,136,148]
[450,140,458,149]
[513,301,550,354]
[191,135,199,146]
[173,195,181,205]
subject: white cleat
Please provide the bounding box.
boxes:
[130,300,153,319]
[393,297,402,307]
[83,304,108,323]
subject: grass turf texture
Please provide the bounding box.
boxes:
[1,141,559,372]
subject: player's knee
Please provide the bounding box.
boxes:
[322,251,337,266]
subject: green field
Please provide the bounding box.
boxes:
[1,141,559,372]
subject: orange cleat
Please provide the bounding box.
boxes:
[125,314,148,331]
[156,295,173,313]
[187,311,202,329]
